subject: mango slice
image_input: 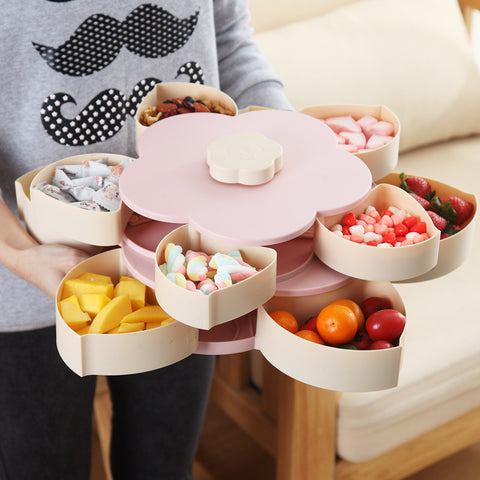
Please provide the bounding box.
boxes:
[89,295,132,334]
[113,276,146,310]
[108,322,145,334]
[160,318,176,326]
[78,272,114,284]
[62,277,114,299]
[78,293,112,317]
[76,324,91,336]
[145,321,164,330]
[58,296,91,332]
[121,305,171,324]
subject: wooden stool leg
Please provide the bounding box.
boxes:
[93,376,113,480]
[276,373,338,480]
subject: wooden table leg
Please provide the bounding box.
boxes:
[276,373,338,480]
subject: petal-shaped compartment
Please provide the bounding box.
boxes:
[314,184,441,281]
[120,221,259,354]
[56,248,198,377]
[15,154,133,248]
[154,224,277,330]
[379,173,478,281]
[255,279,406,392]
[301,104,400,181]
[135,81,238,150]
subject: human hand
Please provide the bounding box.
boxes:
[14,244,90,298]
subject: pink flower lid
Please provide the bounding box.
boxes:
[120,109,373,246]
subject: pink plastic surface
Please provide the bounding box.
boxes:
[121,220,182,287]
[120,110,373,246]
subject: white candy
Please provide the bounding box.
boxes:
[406,231,420,239]
[365,205,377,214]
[331,223,343,232]
[388,206,400,214]
[333,230,343,237]
[378,243,393,248]
[363,232,377,243]
[349,225,365,235]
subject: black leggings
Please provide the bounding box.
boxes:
[0,326,215,480]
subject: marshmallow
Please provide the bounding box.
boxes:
[165,243,186,275]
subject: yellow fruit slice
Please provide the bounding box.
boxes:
[58,297,91,332]
[145,321,163,330]
[78,293,111,317]
[78,272,114,284]
[121,305,171,324]
[89,295,132,334]
[160,318,176,326]
[113,277,146,310]
[108,322,145,334]
[62,278,114,299]
[76,325,91,336]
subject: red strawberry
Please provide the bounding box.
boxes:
[444,196,474,225]
[405,176,432,199]
[409,193,432,210]
[427,211,447,232]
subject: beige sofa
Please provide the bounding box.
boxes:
[210,0,480,479]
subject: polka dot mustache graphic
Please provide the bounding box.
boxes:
[33,4,199,76]
[41,63,205,146]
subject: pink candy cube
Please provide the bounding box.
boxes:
[325,115,362,134]
[337,143,358,153]
[339,131,367,149]
[366,134,394,150]
[356,115,378,132]
[365,121,395,137]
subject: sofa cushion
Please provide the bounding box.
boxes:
[336,135,480,461]
[253,0,480,152]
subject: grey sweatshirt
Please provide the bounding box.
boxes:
[0,0,292,332]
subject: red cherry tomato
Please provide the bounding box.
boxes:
[365,309,406,342]
[369,340,394,350]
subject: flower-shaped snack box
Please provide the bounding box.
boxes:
[15,153,133,249]
[314,183,441,281]
[378,173,478,281]
[301,104,400,182]
[56,248,198,377]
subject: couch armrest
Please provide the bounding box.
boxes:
[459,0,480,32]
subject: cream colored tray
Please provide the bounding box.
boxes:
[135,81,238,149]
[255,279,406,392]
[300,104,400,181]
[379,173,478,281]
[154,224,277,330]
[314,183,441,281]
[15,153,132,249]
[56,248,198,377]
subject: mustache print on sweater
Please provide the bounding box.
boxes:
[40,62,205,146]
[33,4,199,76]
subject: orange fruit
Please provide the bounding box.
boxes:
[316,304,358,345]
[270,310,299,333]
[330,298,365,330]
[295,329,324,344]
